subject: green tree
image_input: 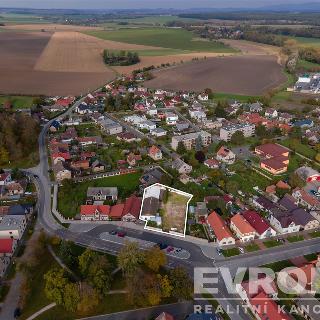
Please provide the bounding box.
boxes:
[88,255,112,296]
[169,267,193,300]
[225,180,239,195]
[44,268,69,306]
[176,141,187,154]
[0,147,9,165]
[255,124,268,138]
[78,249,98,277]
[77,283,101,316]
[117,241,144,277]
[64,283,80,312]
[289,172,304,189]
[144,247,167,272]
[230,131,245,145]
[159,274,173,298]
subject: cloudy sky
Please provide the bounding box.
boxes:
[0,0,316,9]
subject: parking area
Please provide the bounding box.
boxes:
[99,231,190,259]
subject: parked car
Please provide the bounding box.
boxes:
[310,190,320,197]
[216,248,222,256]
[166,246,174,253]
[239,247,244,254]
[109,230,117,235]
[157,243,168,250]
[117,231,126,237]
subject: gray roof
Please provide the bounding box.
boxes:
[141,197,160,216]
[87,187,118,198]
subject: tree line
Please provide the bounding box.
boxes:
[103,50,140,66]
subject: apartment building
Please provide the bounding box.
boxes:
[219,123,255,142]
[171,131,212,151]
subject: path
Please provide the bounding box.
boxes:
[25,303,56,320]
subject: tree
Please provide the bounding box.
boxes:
[117,241,144,277]
[78,249,98,277]
[230,131,245,145]
[289,172,304,189]
[214,101,227,118]
[144,247,167,272]
[195,151,206,163]
[255,124,268,138]
[176,141,187,154]
[64,283,80,312]
[88,255,113,296]
[289,127,302,139]
[159,275,173,298]
[44,268,69,306]
[169,267,193,300]
[315,153,320,163]
[0,147,9,165]
[58,240,76,268]
[195,135,203,152]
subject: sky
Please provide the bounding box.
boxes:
[0,0,317,10]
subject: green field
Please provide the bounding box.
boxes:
[0,13,47,25]
[290,36,320,48]
[296,59,320,72]
[57,172,141,218]
[85,28,236,53]
[0,95,35,109]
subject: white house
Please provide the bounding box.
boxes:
[216,146,236,165]
[151,128,167,137]
[198,93,209,101]
[172,159,192,174]
[0,173,12,186]
[265,108,278,119]
[165,112,179,125]
[0,215,27,240]
[138,120,157,131]
[189,110,207,122]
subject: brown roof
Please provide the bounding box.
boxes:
[256,143,288,157]
[261,157,288,170]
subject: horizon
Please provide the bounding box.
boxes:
[0,0,319,10]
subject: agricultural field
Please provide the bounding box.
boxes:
[0,31,116,95]
[0,95,34,109]
[289,36,320,48]
[85,28,236,53]
[0,13,47,25]
[145,54,287,95]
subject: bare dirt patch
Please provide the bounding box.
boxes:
[144,55,287,96]
[113,52,233,74]
[35,31,160,73]
[0,32,116,96]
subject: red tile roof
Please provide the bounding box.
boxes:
[207,211,234,242]
[122,195,142,219]
[155,312,174,320]
[250,292,290,320]
[242,210,271,235]
[231,214,256,234]
[110,204,125,218]
[256,143,288,158]
[80,205,110,216]
[149,145,161,156]
[0,238,14,254]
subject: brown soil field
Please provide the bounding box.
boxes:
[113,52,233,74]
[1,23,103,32]
[144,55,287,96]
[0,32,116,96]
[35,31,161,73]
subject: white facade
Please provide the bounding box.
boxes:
[0,215,27,240]
[219,123,255,142]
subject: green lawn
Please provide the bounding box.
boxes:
[287,235,304,243]
[262,260,294,272]
[222,248,240,257]
[211,93,260,102]
[309,230,320,238]
[263,239,282,248]
[85,28,236,53]
[58,172,141,218]
[280,138,317,160]
[245,243,260,252]
[0,95,35,109]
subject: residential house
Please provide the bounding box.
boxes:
[219,123,255,141]
[140,168,165,187]
[230,214,256,242]
[8,204,33,218]
[207,211,235,246]
[87,187,118,202]
[165,112,178,125]
[204,158,219,169]
[77,136,102,147]
[216,146,236,165]
[117,132,140,143]
[151,127,167,137]
[293,119,314,129]
[189,110,207,122]
[171,131,212,151]
[53,161,71,182]
[148,146,163,161]
[198,93,209,101]
[99,117,123,135]
[0,173,11,186]
[70,160,90,170]
[242,210,277,239]
[155,312,174,320]
[265,108,278,119]
[51,152,71,164]
[126,153,142,167]
[268,207,301,234]
[249,102,263,113]
[91,160,105,173]
[121,195,142,222]
[5,182,26,196]
[172,159,192,174]
[292,188,320,210]
[0,215,27,240]
[80,205,110,221]
[138,120,156,131]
